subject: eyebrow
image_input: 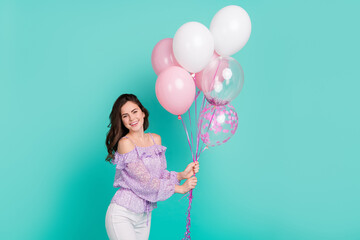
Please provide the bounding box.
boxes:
[121,108,139,117]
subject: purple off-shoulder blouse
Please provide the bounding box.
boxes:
[110,133,180,225]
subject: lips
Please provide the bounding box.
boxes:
[130,121,139,127]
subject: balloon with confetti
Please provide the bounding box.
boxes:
[198,103,238,147]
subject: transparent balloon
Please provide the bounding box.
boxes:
[200,56,244,106]
[198,103,238,147]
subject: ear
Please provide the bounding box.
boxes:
[142,112,145,118]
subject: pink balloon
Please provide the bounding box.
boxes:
[194,52,220,91]
[151,38,180,75]
[155,66,195,115]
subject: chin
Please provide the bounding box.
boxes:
[128,124,144,132]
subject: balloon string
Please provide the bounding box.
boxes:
[182,189,193,240]
[200,94,206,113]
[188,107,192,126]
[188,109,194,157]
[201,146,207,153]
[181,117,195,161]
[179,191,190,202]
[198,107,217,157]
[194,89,200,162]
[182,84,205,240]
[196,94,206,160]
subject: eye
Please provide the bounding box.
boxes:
[133,111,138,113]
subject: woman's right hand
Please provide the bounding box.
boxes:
[181,176,197,194]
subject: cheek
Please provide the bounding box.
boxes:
[138,114,145,124]
[137,112,144,120]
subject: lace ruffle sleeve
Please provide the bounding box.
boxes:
[156,145,180,185]
[122,154,176,203]
[112,150,138,170]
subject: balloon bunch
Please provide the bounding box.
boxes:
[152,5,251,240]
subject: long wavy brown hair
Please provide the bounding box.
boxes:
[105,94,149,162]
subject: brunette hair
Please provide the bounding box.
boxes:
[105,94,149,162]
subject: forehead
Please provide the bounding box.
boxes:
[121,101,140,114]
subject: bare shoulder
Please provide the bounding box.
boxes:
[117,137,135,154]
[150,133,162,145]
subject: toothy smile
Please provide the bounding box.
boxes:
[130,121,138,126]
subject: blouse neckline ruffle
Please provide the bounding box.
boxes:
[112,144,167,167]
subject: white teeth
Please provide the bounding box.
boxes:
[130,121,138,126]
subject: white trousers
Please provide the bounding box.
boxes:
[105,203,152,240]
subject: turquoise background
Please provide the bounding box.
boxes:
[1,0,359,239]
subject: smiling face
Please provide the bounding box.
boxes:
[120,101,146,132]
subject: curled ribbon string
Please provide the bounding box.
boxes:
[180,90,207,240]
[181,189,193,240]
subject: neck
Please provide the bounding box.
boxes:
[128,129,146,141]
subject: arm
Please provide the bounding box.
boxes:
[152,133,185,183]
[160,163,185,182]
[124,160,178,202]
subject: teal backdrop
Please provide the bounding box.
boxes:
[1,0,359,239]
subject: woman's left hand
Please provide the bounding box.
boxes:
[181,161,200,180]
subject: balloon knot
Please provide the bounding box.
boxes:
[178,115,182,120]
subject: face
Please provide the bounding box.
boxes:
[120,101,145,132]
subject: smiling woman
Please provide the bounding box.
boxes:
[121,102,145,130]
[105,94,150,162]
[104,94,199,240]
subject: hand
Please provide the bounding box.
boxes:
[181,161,200,180]
[181,176,197,194]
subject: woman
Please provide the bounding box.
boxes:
[105,94,199,240]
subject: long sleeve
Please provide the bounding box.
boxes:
[157,146,181,185]
[122,158,176,203]
[160,169,180,185]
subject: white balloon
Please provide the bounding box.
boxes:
[210,5,251,56]
[173,22,214,73]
